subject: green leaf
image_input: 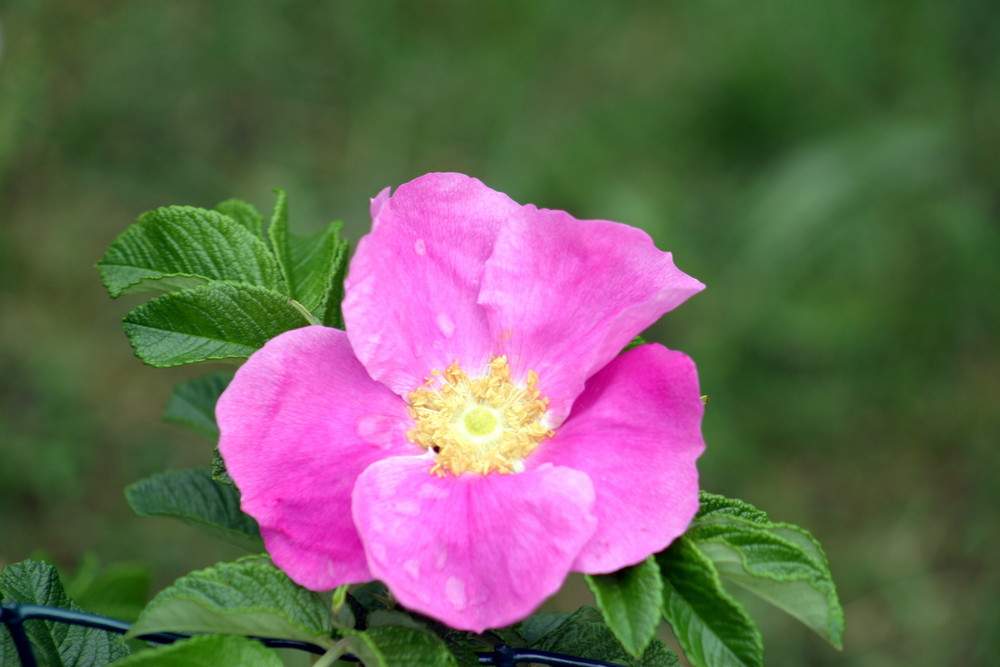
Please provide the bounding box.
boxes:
[215,198,265,237]
[438,630,487,667]
[622,335,646,353]
[267,189,351,318]
[688,513,844,649]
[516,611,572,644]
[0,627,18,667]
[163,371,233,437]
[127,555,332,647]
[111,634,283,666]
[319,233,351,329]
[98,206,284,297]
[585,555,663,657]
[657,538,764,667]
[65,556,152,622]
[342,625,458,667]
[123,282,310,367]
[695,492,770,524]
[211,446,233,485]
[125,468,262,551]
[530,606,677,667]
[0,559,130,665]
[632,640,681,667]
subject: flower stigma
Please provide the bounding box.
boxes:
[406,355,554,476]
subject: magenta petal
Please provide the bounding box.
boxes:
[352,457,597,632]
[532,344,705,574]
[216,326,416,590]
[343,173,523,396]
[480,208,704,423]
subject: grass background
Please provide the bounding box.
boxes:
[1,1,998,664]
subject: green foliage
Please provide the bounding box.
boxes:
[0,559,130,665]
[111,634,283,666]
[342,624,459,667]
[585,555,663,658]
[97,206,284,297]
[97,192,352,369]
[122,282,310,366]
[163,371,233,437]
[125,468,262,551]
[658,538,764,667]
[64,556,152,622]
[652,493,844,667]
[127,555,333,647]
[214,199,265,238]
[695,492,770,524]
[527,607,678,667]
[687,498,844,649]
[267,189,351,325]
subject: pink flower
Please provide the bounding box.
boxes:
[217,173,706,632]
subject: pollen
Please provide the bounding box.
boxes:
[406,356,554,476]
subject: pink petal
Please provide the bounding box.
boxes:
[343,173,522,396]
[531,343,705,574]
[216,326,416,590]
[352,457,597,632]
[479,207,704,423]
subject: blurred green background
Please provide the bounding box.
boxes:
[2,1,998,664]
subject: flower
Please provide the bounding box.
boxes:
[217,173,706,632]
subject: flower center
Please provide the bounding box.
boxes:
[461,407,500,439]
[406,355,554,476]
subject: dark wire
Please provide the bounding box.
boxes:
[1,602,626,667]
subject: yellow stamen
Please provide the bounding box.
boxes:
[406,355,553,476]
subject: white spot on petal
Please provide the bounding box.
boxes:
[357,415,398,449]
[394,499,420,516]
[435,545,448,570]
[435,312,456,339]
[445,576,467,610]
[404,559,421,578]
[414,238,427,255]
[371,543,387,563]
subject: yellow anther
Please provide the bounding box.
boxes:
[406,356,553,476]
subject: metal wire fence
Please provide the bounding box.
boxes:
[1,601,625,667]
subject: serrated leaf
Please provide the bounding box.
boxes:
[0,560,130,665]
[319,234,351,329]
[696,491,770,524]
[111,634,283,666]
[211,446,233,485]
[343,625,458,667]
[0,627,18,666]
[350,581,392,613]
[163,371,233,437]
[586,556,663,658]
[98,206,284,297]
[125,468,262,551]
[657,538,764,667]
[531,607,623,662]
[530,606,675,666]
[633,640,681,667]
[688,516,844,649]
[123,282,310,367]
[516,611,573,644]
[267,189,351,318]
[127,555,332,647]
[439,629,487,667]
[215,198,265,237]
